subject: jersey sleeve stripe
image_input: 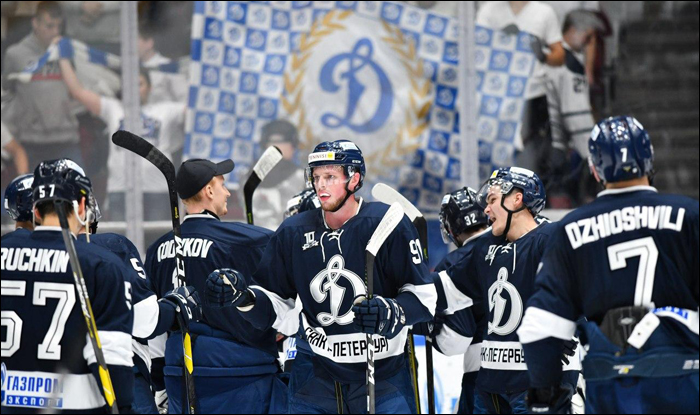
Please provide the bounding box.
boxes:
[249,285,297,331]
[132,340,151,372]
[398,283,437,317]
[132,295,159,338]
[463,342,482,374]
[517,306,577,344]
[435,324,473,356]
[437,270,474,315]
[83,331,133,367]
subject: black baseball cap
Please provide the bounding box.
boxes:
[176,159,234,199]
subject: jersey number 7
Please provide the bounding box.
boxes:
[607,237,659,307]
[2,281,76,359]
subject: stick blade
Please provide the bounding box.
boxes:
[112,130,153,158]
[112,130,176,180]
[366,202,404,256]
[371,183,422,222]
[252,146,284,180]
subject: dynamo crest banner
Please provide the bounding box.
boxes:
[184,1,536,212]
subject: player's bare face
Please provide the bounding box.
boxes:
[312,165,349,212]
[484,186,508,236]
[211,175,230,216]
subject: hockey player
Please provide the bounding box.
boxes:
[144,158,286,414]
[470,167,581,413]
[78,198,199,414]
[277,187,321,376]
[284,187,321,219]
[1,158,134,413]
[518,115,699,414]
[3,174,36,238]
[205,140,437,414]
[416,187,491,414]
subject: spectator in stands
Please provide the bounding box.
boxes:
[1,120,28,225]
[477,1,564,182]
[545,9,600,208]
[138,21,187,104]
[62,1,120,55]
[58,54,186,222]
[2,1,85,170]
[250,120,306,231]
[1,120,29,176]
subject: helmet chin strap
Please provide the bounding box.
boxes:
[499,191,527,239]
[329,178,356,213]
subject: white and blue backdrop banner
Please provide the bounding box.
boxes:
[184,1,536,212]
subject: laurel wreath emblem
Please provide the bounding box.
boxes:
[282,10,433,176]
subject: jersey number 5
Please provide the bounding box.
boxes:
[1,281,76,360]
[607,237,659,307]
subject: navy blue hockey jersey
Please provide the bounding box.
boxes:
[1,227,133,412]
[144,212,278,356]
[244,200,437,383]
[476,222,581,394]
[520,186,699,346]
[79,232,159,379]
[1,227,31,242]
[431,229,492,359]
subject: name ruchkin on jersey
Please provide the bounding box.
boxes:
[566,205,685,249]
[1,248,70,273]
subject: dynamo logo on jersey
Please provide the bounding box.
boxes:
[488,266,523,336]
[310,254,366,326]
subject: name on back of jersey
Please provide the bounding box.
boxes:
[566,205,685,249]
[156,237,214,261]
[1,248,70,273]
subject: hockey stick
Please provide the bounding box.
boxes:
[55,201,118,414]
[243,146,283,225]
[371,183,435,414]
[112,130,197,414]
[364,202,405,414]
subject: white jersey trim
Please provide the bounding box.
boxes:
[132,340,151,373]
[481,339,581,371]
[597,185,658,198]
[83,330,133,367]
[463,342,481,373]
[437,270,473,316]
[399,283,437,317]
[182,213,217,222]
[132,295,159,338]
[435,323,473,356]
[517,307,577,344]
[248,285,296,331]
[2,370,105,410]
[301,313,408,364]
[148,333,166,359]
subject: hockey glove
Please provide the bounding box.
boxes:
[160,286,201,330]
[205,268,255,309]
[155,389,168,414]
[412,315,445,338]
[352,295,406,339]
[530,35,548,63]
[561,337,579,365]
[526,385,574,414]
